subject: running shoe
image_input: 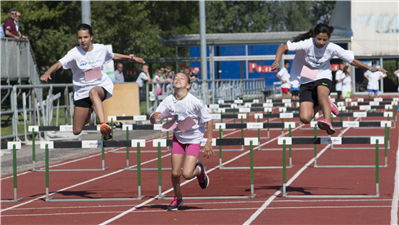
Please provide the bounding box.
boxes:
[100,122,112,140]
[167,195,183,211]
[317,119,335,135]
[196,162,209,189]
[85,107,93,125]
[328,96,339,116]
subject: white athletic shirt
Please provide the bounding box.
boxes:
[287,38,355,84]
[59,44,114,101]
[277,67,291,88]
[341,74,352,93]
[289,50,305,87]
[364,70,384,90]
[153,93,212,144]
[335,70,345,91]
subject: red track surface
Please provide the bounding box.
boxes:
[1,98,398,224]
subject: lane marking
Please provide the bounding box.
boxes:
[243,117,360,225]
[391,138,399,225]
[1,205,392,217]
[1,114,275,213]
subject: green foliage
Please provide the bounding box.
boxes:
[383,60,399,85]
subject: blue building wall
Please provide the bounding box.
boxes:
[190,45,295,89]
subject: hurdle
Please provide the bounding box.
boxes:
[40,140,145,202]
[1,142,24,202]
[279,136,383,198]
[155,138,257,200]
[28,126,109,172]
[308,121,391,168]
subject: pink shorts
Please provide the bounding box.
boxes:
[172,136,200,158]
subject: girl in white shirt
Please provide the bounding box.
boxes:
[335,63,345,99]
[271,23,387,135]
[341,66,353,98]
[150,72,214,211]
[40,24,145,140]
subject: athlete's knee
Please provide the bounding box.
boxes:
[89,88,99,98]
[300,116,312,124]
[182,170,194,180]
[171,170,181,179]
[73,128,82,135]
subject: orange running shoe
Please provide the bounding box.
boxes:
[100,122,112,140]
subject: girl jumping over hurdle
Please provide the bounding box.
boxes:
[40,24,145,140]
[271,23,387,135]
[150,72,214,211]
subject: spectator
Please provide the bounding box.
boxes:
[394,68,399,98]
[190,67,200,82]
[335,62,345,99]
[15,11,27,39]
[276,60,291,99]
[153,69,167,95]
[114,63,124,84]
[364,60,387,98]
[0,22,5,37]
[341,65,353,98]
[134,64,152,101]
[3,8,19,39]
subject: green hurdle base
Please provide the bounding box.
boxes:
[281,138,380,198]
[1,145,24,203]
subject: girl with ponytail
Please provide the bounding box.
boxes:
[271,23,387,135]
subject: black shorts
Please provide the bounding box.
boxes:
[74,87,108,108]
[291,90,299,96]
[299,79,332,106]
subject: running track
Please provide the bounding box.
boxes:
[1,98,398,224]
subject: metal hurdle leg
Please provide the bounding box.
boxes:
[1,143,24,203]
[44,140,144,202]
[281,137,380,198]
[324,124,388,168]
[159,138,257,200]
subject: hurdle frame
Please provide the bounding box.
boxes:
[41,140,145,202]
[1,142,24,203]
[156,138,257,200]
[280,137,382,198]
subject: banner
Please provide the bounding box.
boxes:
[103,45,115,82]
[351,1,399,56]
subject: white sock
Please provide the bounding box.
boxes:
[196,165,202,174]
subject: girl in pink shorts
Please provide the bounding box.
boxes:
[150,72,214,211]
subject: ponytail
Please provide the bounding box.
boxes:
[292,23,334,43]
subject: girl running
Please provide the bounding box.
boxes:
[150,72,214,211]
[271,23,387,135]
[40,24,145,140]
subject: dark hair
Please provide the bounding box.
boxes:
[284,60,290,65]
[371,60,377,66]
[292,23,334,43]
[343,65,350,75]
[76,23,94,36]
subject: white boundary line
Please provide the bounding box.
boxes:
[1,205,392,217]
[243,117,360,225]
[391,138,399,225]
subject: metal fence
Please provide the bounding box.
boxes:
[1,78,265,141]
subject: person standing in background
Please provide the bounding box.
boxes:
[14,11,28,39]
[276,60,291,99]
[341,65,353,98]
[335,62,345,99]
[114,63,125,84]
[394,68,399,98]
[364,60,387,98]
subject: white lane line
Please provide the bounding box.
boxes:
[99,122,305,225]
[0,153,171,213]
[1,114,273,213]
[2,205,392,217]
[243,117,359,225]
[391,138,399,225]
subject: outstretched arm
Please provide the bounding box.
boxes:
[271,45,289,71]
[113,53,145,64]
[40,61,63,82]
[350,59,387,73]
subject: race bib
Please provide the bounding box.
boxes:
[300,65,318,80]
[84,67,102,81]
